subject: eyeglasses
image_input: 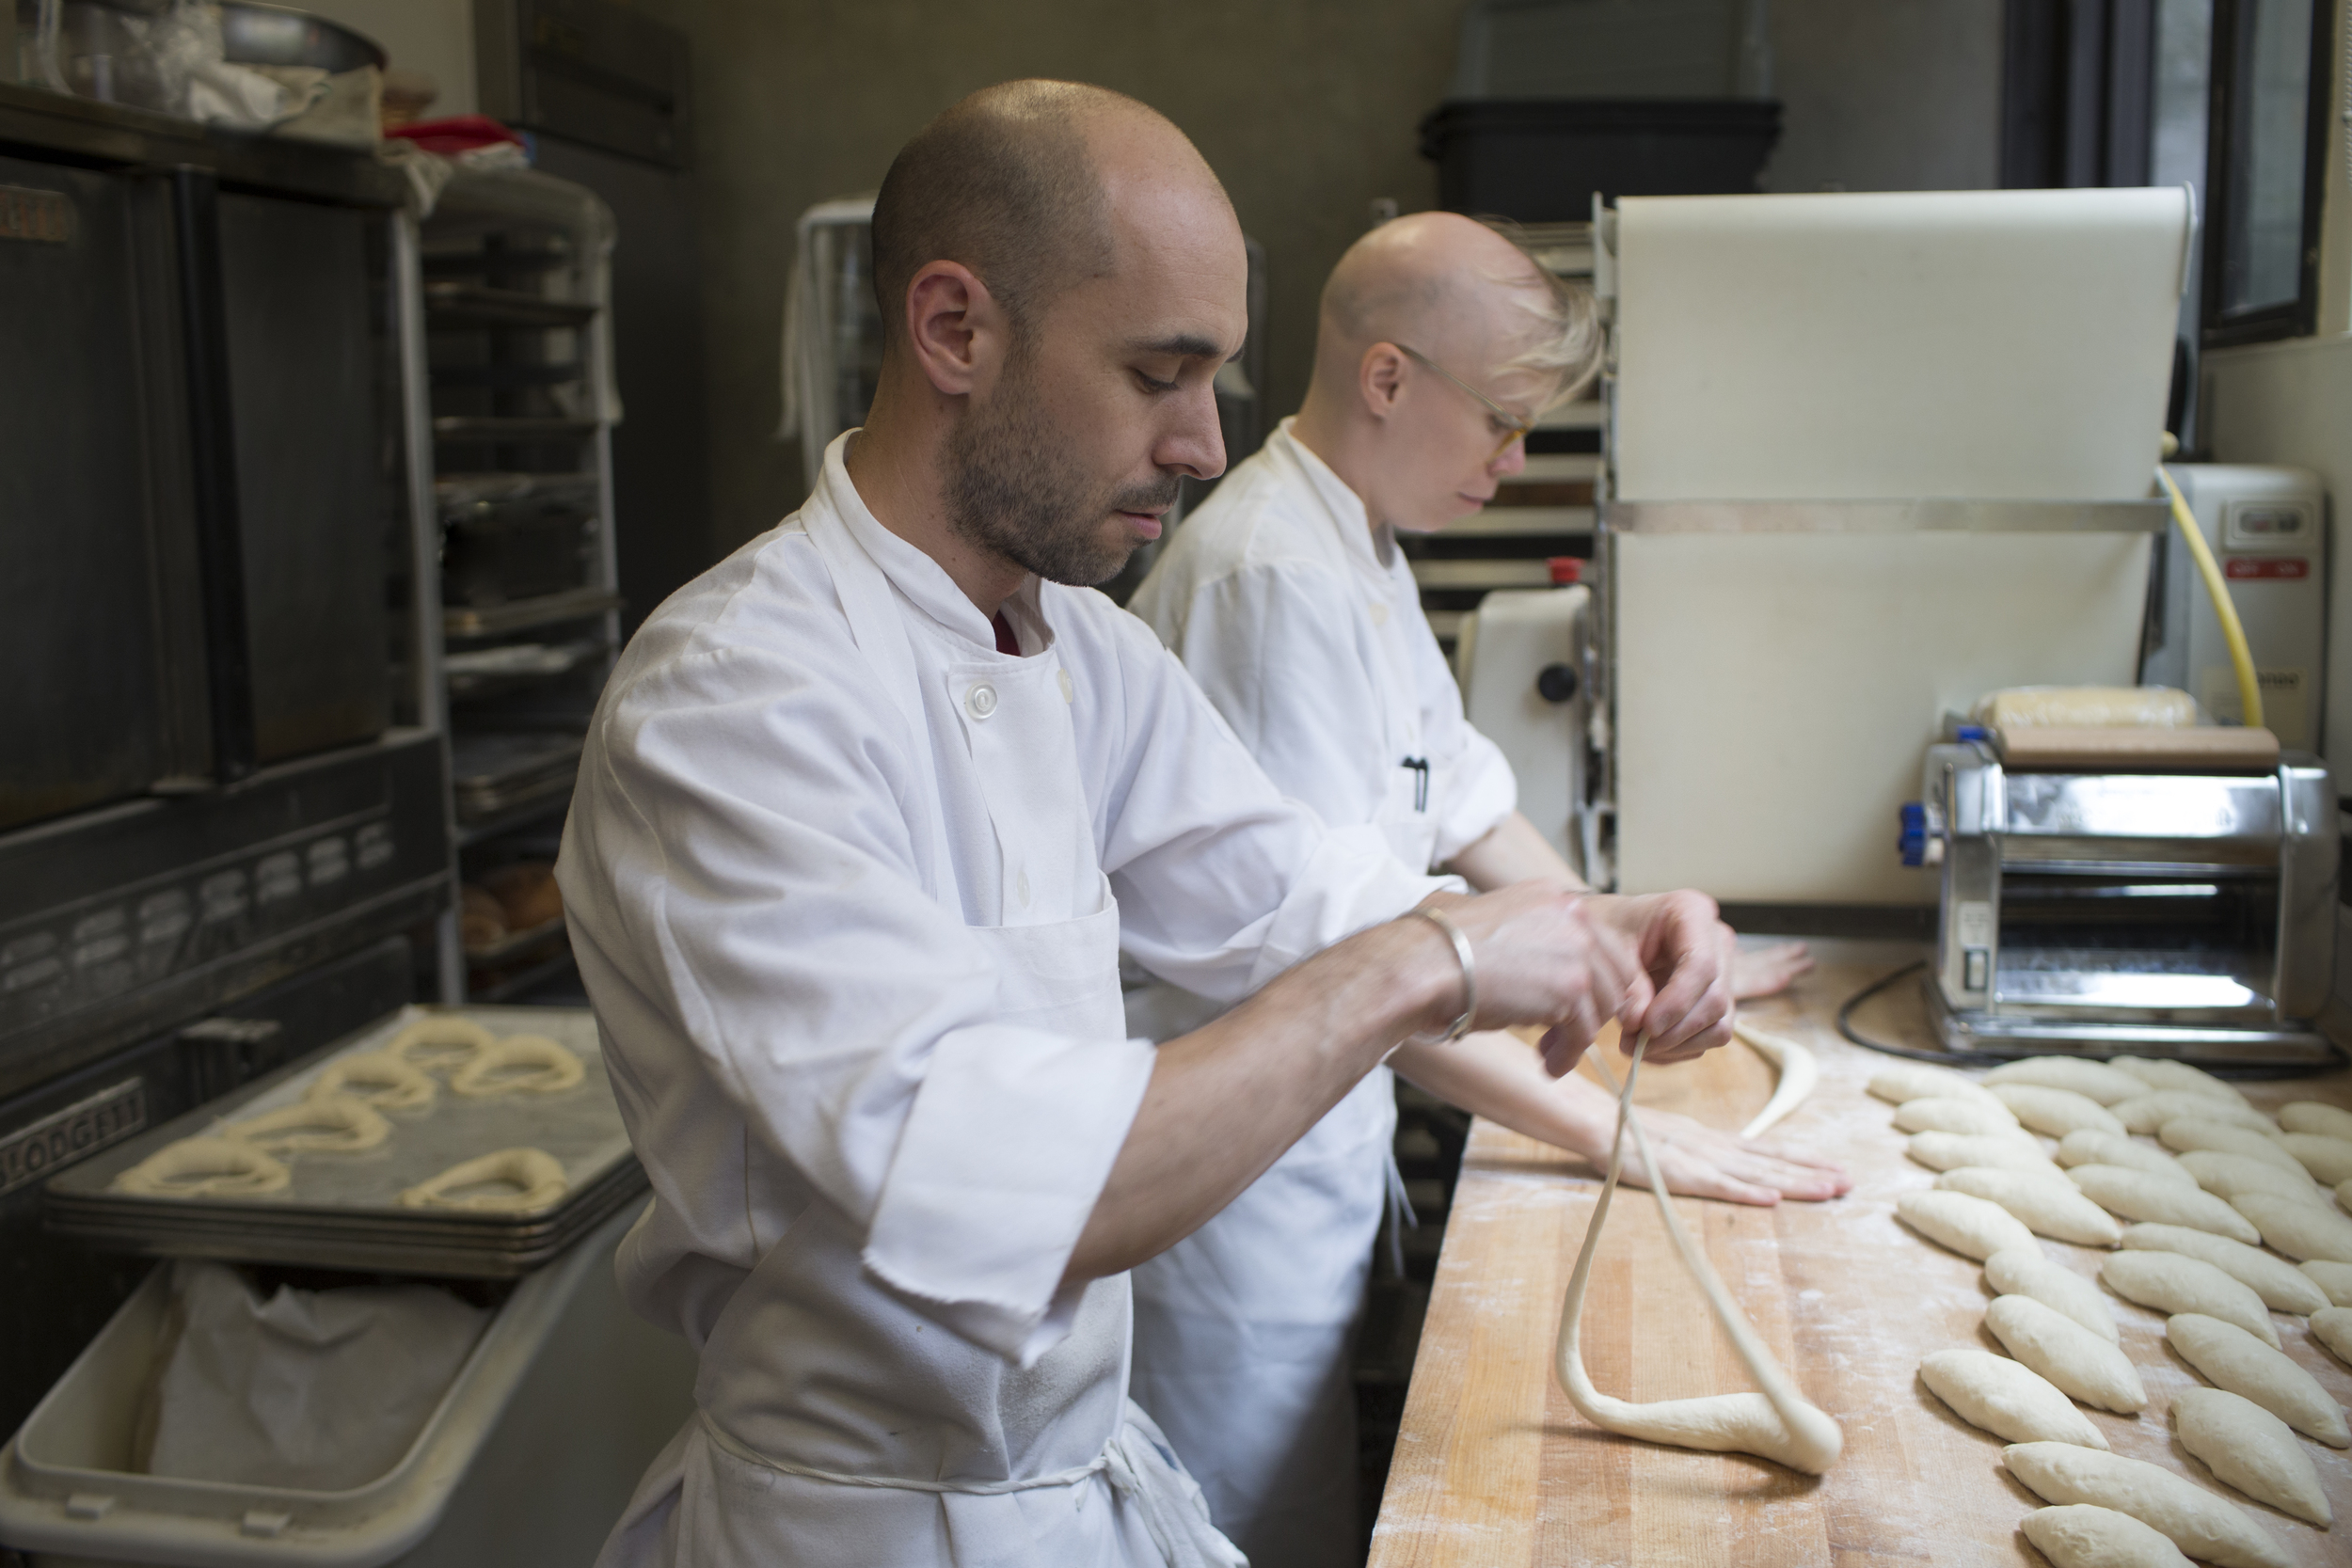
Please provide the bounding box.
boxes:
[1393,343,1538,464]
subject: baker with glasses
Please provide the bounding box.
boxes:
[1123,211,1849,1568]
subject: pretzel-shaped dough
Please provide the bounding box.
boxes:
[309,1052,437,1113]
[223,1094,391,1154]
[450,1035,583,1098]
[1552,1032,1843,1474]
[399,1147,568,1213]
[115,1136,292,1198]
[387,1015,497,1073]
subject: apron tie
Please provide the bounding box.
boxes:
[1380,1146,1419,1278]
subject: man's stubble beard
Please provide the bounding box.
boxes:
[944,348,1179,588]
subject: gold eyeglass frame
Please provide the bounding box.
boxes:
[1392,342,1540,464]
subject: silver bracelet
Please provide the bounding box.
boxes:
[1403,906,1476,1045]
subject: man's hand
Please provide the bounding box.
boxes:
[1584,1102,1851,1205]
[1415,882,1638,1068]
[1579,891,1736,1069]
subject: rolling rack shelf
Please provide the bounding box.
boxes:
[420,166,621,1002]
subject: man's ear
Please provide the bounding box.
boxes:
[903,261,1010,398]
[1359,342,1406,423]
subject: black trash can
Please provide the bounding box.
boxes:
[1419,99,1783,223]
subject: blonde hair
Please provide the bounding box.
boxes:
[1479,217,1604,407]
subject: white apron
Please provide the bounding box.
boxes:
[596,491,1244,1568]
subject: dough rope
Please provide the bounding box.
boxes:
[449,1035,584,1098]
[399,1147,569,1213]
[1551,1033,1843,1474]
[387,1015,497,1073]
[309,1052,437,1113]
[1732,1022,1817,1140]
[222,1094,391,1154]
[114,1136,292,1198]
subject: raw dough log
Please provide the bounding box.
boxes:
[399,1147,569,1213]
[2305,1260,2352,1307]
[2279,1132,2352,1186]
[2002,1442,2290,1568]
[2177,1151,2324,1212]
[1895,1097,2027,1139]
[2106,1057,2250,1108]
[449,1035,584,1097]
[2231,1192,2352,1263]
[1918,1349,2107,1448]
[2115,1094,2279,1138]
[2121,1225,2329,1315]
[1988,1246,2120,1343]
[2170,1387,2332,1528]
[2166,1312,2350,1447]
[2312,1307,2352,1367]
[2098,1251,2279,1346]
[1986,1295,2146,1413]
[1552,1034,1842,1474]
[113,1136,291,1198]
[2021,1506,2196,1568]
[2057,1132,2196,1185]
[1986,1057,2148,1105]
[1994,1084,2128,1140]
[1897,1189,2040,1260]
[2280,1101,2352,1143]
[1937,1167,2122,1247]
[388,1015,497,1073]
[309,1052,437,1113]
[1731,1022,1816,1139]
[1869,1063,2006,1112]
[2069,1166,2263,1244]
[1909,1132,2062,1179]
[222,1094,390,1155]
[2159,1120,2304,1173]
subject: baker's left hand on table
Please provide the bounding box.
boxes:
[1570,890,1737,1069]
[1593,1103,1851,1206]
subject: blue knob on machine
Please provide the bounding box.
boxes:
[1899,802,1927,866]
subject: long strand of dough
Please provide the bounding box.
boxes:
[1553,1034,1844,1474]
[1733,1022,1819,1140]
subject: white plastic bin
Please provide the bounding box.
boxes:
[0,1200,693,1568]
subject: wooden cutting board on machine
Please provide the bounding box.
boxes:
[1995,725,2280,771]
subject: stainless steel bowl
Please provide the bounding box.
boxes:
[217,2,388,74]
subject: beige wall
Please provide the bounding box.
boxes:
[302,0,479,116]
[632,0,2004,554]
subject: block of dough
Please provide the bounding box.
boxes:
[2022,1506,2196,1568]
[2115,1094,2279,1138]
[2170,1387,2332,1528]
[1870,1063,2005,1111]
[1986,1294,2147,1413]
[2280,1101,2352,1143]
[2107,1056,2250,1108]
[2158,1120,2304,1173]
[2177,1151,2325,1211]
[1986,1057,2148,1105]
[1994,1084,2129,1139]
[2311,1307,2352,1367]
[2058,1131,2196,1185]
[2167,1312,2349,1446]
[1897,1189,2041,1260]
[1988,1246,2121,1343]
[2231,1192,2352,1263]
[2279,1132,2352,1185]
[1938,1167,2122,1246]
[2070,1166,2263,1243]
[1909,1132,2061,1179]
[2002,1442,2289,1568]
[1920,1349,2108,1448]
[1895,1097,2026,1138]
[2122,1226,2329,1315]
[2303,1259,2352,1306]
[2098,1251,2279,1346]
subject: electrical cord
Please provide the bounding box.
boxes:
[1834,960,2349,1079]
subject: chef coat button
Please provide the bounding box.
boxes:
[1057,669,1073,704]
[965,683,997,720]
[1370,602,1390,626]
[1016,868,1031,906]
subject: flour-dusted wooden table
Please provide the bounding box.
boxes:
[1369,942,2352,1568]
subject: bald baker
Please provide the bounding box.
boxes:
[560,86,1739,1567]
[1124,212,1851,1566]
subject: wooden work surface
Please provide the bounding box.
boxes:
[1369,942,2352,1568]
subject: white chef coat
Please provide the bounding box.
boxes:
[559,432,1445,1568]
[1120,419,1517,1568]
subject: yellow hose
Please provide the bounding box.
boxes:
[2155,466,2263,731]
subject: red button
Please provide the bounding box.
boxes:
[1549,557,1582,585]
[2223,558,2309,579]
